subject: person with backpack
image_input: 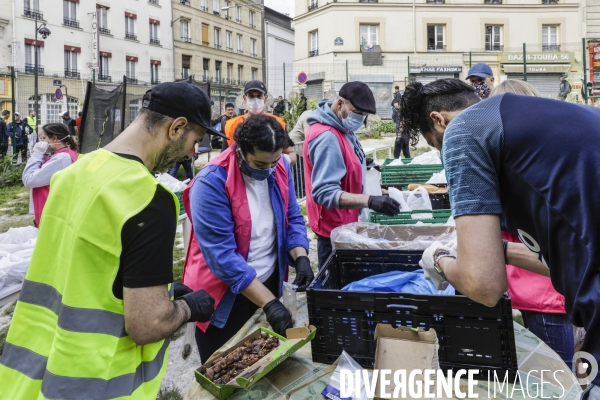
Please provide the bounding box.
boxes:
[7,112,29,161]
[558,75,571,101]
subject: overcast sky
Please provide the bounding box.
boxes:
[264,0,295,17]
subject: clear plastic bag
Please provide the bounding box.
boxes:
[321,350,372,400]
[409,149,442,165]
[281,281,298,325]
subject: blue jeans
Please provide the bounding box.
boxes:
[582,384,600,400]
[316,234,333,270]
[169,159,193,180]
[521,310,574,371]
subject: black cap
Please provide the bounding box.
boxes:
[142,81,227,139]
[339,81,377,114]
[244,80,267,94]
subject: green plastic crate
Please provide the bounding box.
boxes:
[174,191,186,216]
[382,158,413,166]
[368,209,452,225]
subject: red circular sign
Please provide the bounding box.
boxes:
[55,88,63,100]
[298,72,308,85]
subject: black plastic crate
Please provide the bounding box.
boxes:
[430,193,450,210]
[306,249,518,380]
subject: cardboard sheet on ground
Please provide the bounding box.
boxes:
[183,293,582,400]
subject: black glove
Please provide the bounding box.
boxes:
[292,256,314,292]
[263,298,293,337]
[368,195,401,216]
[173,282,193,299]
[179,290,215,323]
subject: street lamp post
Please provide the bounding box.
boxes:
[34,14,51,133]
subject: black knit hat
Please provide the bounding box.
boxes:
[339,81,377,114]
[142,82,227,139]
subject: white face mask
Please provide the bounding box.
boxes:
[246,97,265,114]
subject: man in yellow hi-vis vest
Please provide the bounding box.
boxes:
[0,82,228,399]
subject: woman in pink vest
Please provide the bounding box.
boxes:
[182,114,311,362]
[22,122,78,227]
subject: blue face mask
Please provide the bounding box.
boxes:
[238,150,274,181]
[342,110,366,133]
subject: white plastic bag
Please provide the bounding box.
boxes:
[387,158,405,166]
[360,168,384,222]
[0,226,38,244]
[155,173,187,192]
[410,149,442,165]
[388,187,409,211]
[321,350,372,400]
[406,186,432,212]
[426,169,447,184]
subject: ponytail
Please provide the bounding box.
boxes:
[40,122,79,152]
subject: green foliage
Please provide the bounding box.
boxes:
[282,95,306,131]
[371,120,396,136]
[156,386,184,400]
[307,98,319,110]
[0,156,25,188]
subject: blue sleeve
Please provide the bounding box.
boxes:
[308,131,346,209]
[190,166,257,294]
[283,160,309,264]
[442,96,504,217]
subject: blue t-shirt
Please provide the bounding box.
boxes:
[443,93,600,384]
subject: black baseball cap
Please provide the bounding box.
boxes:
[244,80,267,94]
[142,82,227,139]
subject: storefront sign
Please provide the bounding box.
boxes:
[411,66,462,74]
[334,37,343,46]
[91,11,100,70]
[502,64,570,74]
[589,44,600,84]
[500,52,572,63]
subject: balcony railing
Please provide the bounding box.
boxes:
[226,47,233,52]
[202,41,209,46]
[426,0,445,3]
[126,76,138,84]
[125,32,137,40]
[213,11,220,16]
[65,70,80,78]
[428,44,446,51]
[63,17,79,28]
[250,23,256,29]
[151,79,161,85]
[224,14,231,19]
[200,6,207,11]
[543,44,560,51]
[99,27,111,35]
[237,49,243,54]
[484,0,502,3]
[149,0,159,5]
[308,3,318,11]
[485,44,504,51]
[25,64,44,75]
[182,70,190,79]
[180,0,191,5]
[215,44,221,49]
[236,18,241,22]
[542,0,558,3]
[181,36,192,42]
[309,49,318,57]
[98,74,112,82]
[23,7,43,19]
[359,0,378,2]
[150,38,160,45]
[250,52,257,57]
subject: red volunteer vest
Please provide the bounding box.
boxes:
[303,122,363,238]
[182,146,289,332]
[33,148,78,227]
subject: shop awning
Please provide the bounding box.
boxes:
[502,64,571,74]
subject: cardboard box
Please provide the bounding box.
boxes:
[373,325,440,399]
[195,325,317,399]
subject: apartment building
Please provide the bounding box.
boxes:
[265,7,295,99]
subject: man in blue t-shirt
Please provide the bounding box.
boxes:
[399,78,600,398]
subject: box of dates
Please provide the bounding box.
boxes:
[195,325,317,399]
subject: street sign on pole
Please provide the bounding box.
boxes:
[298,84,307,89]
[53,80,62,86]
[55,88,63,100]
[297,72,308,85]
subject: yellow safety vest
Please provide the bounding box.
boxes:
[0,149,178,399]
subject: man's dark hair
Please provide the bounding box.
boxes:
[225,102,235,109]
[234,114,288,156]
[395,86,400,90]
[78,112,82,117]
[2,110,9,117]
[400,79,480,146]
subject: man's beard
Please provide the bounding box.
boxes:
[152,130,191,173]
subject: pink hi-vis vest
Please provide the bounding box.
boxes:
[303,122,363,238]
[182,145,289,332]
[503,232,566,314]
[33,147,78,227]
